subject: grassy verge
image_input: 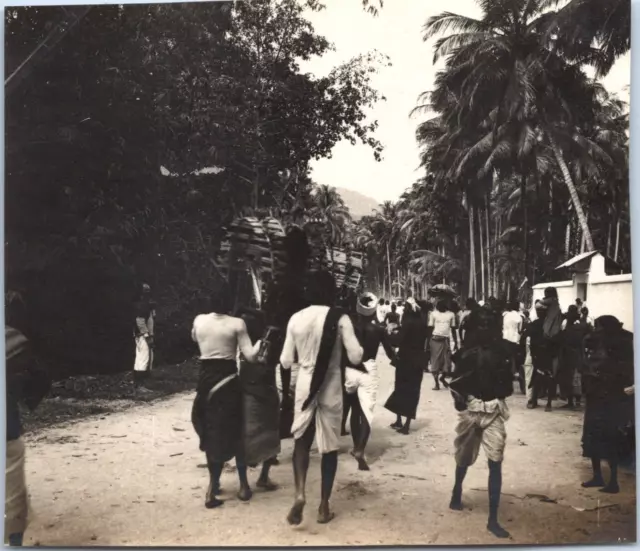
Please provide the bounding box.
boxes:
[21,359,200,436]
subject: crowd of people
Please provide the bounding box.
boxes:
[4,276,635,544]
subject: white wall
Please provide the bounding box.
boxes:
[587,274,634,332]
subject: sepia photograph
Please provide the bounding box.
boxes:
[4,0,634,546]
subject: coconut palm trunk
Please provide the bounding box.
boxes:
[615,218,621,262]
[386,241,392,297]
[485,196,492,297]
[479,206,485,300]
[520,174,529,284]
[468,205,476,298]
[548,134,595,251]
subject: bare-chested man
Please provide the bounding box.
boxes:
[280,271,363,525]
[447,306,514,538]
[344,292,397,470]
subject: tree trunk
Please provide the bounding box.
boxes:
[565,222,571,259]
[607,220,612,258]
[520,173,529,285]
[494,215,500,297]
[468,205,476,298]
[485,195,492,298]
[549,134,595,251]
[386,241,392,297]
[479,207,485,300]
[615,217,621,262]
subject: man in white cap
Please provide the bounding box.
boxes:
[344,292,397,470]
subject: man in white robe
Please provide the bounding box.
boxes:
[280,271,363,526]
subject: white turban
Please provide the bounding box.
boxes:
[356,292,378,317]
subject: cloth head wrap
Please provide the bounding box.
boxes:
[356,292,378,317]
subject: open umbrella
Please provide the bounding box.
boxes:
[429,284,456,297]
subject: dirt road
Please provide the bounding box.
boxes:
[23,351,636,546]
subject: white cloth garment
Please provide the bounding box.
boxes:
[454,397,510,466]
[429,310,456,338]
[344,359,379,426]
[502,311,523,344]
[280,306,362,454]
[5,438,28,539]
[524,337,534,401]
[133,335,153,372]
[276,362,299,402]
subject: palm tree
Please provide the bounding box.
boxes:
[549,0,630,78]
[422,0,612,254]
[309,184,352,247]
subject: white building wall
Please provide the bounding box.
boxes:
[587,275,634,332]
[531,269,634,332]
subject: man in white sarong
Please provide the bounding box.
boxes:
[280,271,363,526]
[344,292,396,470]
[133,283,155,391]
[447,306,514,539]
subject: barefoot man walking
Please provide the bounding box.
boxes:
[447,306,514,539]
[280,271,363,525]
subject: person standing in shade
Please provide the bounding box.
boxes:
[133,283,155,391]
[429,300,458,390]
[280,271,363,526]
[191,287,262,509]
[384,298,428,434]
[539,287,562,410]
[580,306,594,328]
[559,305,589,409]
[581,316,634,494]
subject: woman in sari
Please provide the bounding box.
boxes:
[384,299,428,434]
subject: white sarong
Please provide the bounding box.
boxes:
[454,397,509,466]
[344,360,379,426]
[276,363,299,403]
[291,361,343,455]
[134,336,153,372]
[5,438,28,539]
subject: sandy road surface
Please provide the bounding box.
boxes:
[23,351,635,546]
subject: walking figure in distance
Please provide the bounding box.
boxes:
[447,306,514,539]
[384,298,428,434]
[280,271,363,525]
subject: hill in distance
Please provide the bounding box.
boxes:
[335,186,379,220]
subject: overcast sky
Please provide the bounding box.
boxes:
[300,0,631,204]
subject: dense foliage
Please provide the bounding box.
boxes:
[5,1,386,375]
